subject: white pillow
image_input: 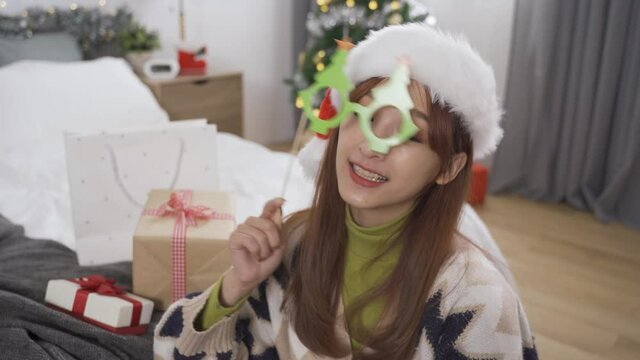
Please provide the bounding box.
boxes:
[0,57,169,249]
[0,57,169,151]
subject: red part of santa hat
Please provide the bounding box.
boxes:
[316,89,337,139]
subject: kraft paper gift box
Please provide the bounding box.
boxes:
[45,275,154,335]
[133,189,235,310]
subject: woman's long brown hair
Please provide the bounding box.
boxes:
[281,77,473,359]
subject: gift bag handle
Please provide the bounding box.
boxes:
[105,138,185,207]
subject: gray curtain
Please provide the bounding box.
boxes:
[489,0,640,230]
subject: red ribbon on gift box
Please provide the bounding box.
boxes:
[143,190,235,302]
[68,275,143,327]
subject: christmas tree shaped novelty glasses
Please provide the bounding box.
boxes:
[298,47,420,154]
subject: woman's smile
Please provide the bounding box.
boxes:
[349,161,389,187]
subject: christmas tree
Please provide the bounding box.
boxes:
[288,0,435,108]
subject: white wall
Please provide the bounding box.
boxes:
[419,0,516,105]
[1,0,295,145]
[189,0,295,144]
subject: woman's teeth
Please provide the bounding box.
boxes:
[352,164,388,183]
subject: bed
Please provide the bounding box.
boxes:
[0,56,510,359]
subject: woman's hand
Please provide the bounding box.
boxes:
[220,198,285,306]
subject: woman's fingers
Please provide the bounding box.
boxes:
[231,230,261,258]
[228,198,287,286]
[245,216,281,249]
[236,224,272,260]
[260,198,285,228]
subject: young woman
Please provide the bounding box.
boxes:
[155,24,538,360]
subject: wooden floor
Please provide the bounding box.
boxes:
[473,195,640,360]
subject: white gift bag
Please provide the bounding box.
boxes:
[65,120,219,265]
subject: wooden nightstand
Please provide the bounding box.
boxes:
[142,72,244,137]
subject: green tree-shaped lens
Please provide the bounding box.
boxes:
[298,49,354,135]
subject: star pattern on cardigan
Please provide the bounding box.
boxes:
[419,289,483,360]
[173,348,205,360]
[437,309,478,359]
[215,351,232,360]
[159,305,184,338]
[247,281,271,321]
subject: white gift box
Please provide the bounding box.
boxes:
[45,277,154,335]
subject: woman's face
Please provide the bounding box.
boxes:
[336,80,441,227]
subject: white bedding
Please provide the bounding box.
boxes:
[0,130,315,250]
[0,58,509,284]
[0,58,317,249]
[0,58,169,151]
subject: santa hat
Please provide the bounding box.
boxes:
[298,23,503,179]
[298,88,336,179]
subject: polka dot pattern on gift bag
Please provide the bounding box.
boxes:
[65,123,220,265]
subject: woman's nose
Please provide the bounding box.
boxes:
[358,106,402,157]
[371,106,402,139]
[359,139,385,159]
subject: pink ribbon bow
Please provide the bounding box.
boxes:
[143,190,234,302]
[157,191,217,226]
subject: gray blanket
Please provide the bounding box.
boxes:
[0,214,161,359]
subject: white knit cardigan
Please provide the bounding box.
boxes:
[154,233,538,360]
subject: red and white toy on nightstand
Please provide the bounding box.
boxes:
[45,275,154,335]
[178,43,207,75]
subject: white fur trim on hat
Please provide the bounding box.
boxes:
[344,23,503,159]
[298,135,328,180]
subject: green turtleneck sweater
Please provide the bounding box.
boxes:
[341,207,404,348]
[196,207,406,350]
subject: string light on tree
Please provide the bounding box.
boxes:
[70,2,78,11]
[426,14,437,26]
[368,0,378,11]
[0,1,7,9]
[99,0,107,7]
[346,0,355,8]
[296,96,304,109]
[313,49,326,64]
[316,63,325,71]
[317,0,331,12]
[387,13,402,25]
[47,6,55,14]
[390,1,401,11]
